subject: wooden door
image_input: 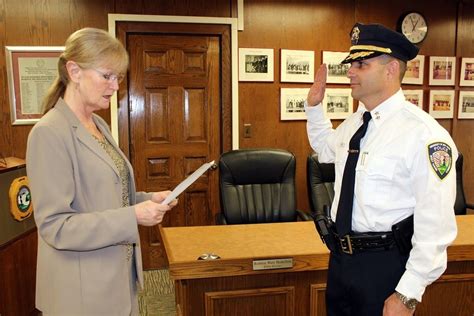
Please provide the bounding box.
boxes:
[119,23,232,269]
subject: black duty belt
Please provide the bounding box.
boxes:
[336,232,395,255]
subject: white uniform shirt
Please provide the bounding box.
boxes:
[306,89,458,301]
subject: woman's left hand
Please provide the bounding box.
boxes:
[151,190,178,207]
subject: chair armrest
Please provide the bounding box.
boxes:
[466,203,474,211]
[296,209,314,221]
[215,212,228,225]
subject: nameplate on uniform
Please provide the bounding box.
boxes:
[252,258,293,270]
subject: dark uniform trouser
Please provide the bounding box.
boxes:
[326,247,409,316]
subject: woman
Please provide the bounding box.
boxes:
[26,28,177,315]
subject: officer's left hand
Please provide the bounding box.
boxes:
[383,293,415,316]
[151,190,179,207]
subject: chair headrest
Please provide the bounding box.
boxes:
[219,148,295,184]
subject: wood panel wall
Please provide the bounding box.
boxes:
[239,0,474,212]
[0,0,472,213]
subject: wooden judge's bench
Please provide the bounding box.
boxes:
[161,216,474,316]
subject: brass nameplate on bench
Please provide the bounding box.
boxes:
[252,258,293,270]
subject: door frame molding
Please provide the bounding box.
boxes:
[107,14,239,149]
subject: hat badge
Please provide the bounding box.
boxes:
[351,26,360,45]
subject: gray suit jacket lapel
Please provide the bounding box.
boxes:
[55,99,121,178]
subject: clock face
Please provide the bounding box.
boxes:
[400,12,427,44]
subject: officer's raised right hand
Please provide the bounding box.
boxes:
[306,63,328,107]
[135,200,171,226]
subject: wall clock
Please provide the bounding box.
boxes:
[397,12,428,44]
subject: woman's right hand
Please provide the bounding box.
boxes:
[134,200,171,226]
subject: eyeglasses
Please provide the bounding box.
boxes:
[92,68,125,84]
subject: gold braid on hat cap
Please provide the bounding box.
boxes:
[345,51,376,60]
[349,45,392,54]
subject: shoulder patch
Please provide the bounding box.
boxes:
[428,142,453,180]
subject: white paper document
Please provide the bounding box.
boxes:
[161,160,215,205]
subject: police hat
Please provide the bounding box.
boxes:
[341,23,419,64]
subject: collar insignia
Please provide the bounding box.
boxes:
[428,142,452,180]
[351,26,360,45]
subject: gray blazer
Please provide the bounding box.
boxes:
[26,98,150,315]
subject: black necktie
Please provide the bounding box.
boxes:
[336,111,372,237]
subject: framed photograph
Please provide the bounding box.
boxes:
[238,48,274,82]
[402,55,425,85]
[322,51,350,84]
[5,46,63,125]
[280,49,314,83]
[280,87,309,120]
[458,91,474,119]
[429,56,456,86]
[429,90,455,119]
[403,89,424,108]
[459,58,474,87]
[323,88,353,119]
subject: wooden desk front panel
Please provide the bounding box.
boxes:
[175,260,474,316]
[175,269,327,316]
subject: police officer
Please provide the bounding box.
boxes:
[306,23,458,315]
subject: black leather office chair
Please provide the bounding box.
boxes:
[216,148,311,224]
[307,152,335,216]
[454,152,474,215]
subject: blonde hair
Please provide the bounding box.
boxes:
[42,27,129,113]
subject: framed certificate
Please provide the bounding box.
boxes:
[5,46,64,125]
